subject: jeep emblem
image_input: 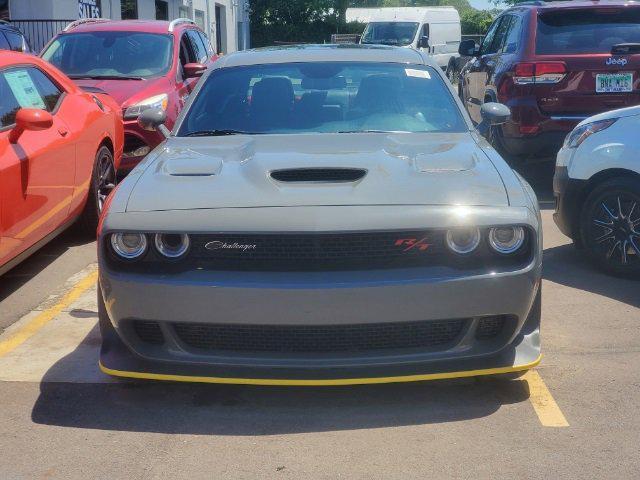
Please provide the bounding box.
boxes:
[606,57,628,66]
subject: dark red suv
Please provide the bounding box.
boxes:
[41,18,217,173]
[458,1,640,160]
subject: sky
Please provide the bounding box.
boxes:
[468,0,505,10]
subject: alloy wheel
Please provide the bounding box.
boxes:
[588,194,640,267]
[96,152,116,213]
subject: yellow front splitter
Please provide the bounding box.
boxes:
[99,355,542,386]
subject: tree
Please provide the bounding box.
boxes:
[460,9,494,35]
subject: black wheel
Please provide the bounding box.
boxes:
[80,146,116,235]
[580,177,640,277]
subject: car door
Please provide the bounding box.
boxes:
[463,17,505,124]
[0,65,75,267]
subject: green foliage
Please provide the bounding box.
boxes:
[249,0,487,48]
[460,9,494,35]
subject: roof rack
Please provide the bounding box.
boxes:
[63,18,111,31]
[168,18,197,32]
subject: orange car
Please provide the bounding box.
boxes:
[0,52,123,275]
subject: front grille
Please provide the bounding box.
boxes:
[271,168,366,183]
[187,231,445,270]
[475,315,506,339]
[172,319,466,353]
[133,320,165,345]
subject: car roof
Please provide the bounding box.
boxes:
[508,0,640,11]
[61,19,197,34]
[0,20,23,33]
[218,44,432,68]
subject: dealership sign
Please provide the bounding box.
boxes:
[79,0,101,18]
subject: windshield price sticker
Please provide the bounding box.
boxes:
[405,68,431,79]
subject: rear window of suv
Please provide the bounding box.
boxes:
[536,9,640,54]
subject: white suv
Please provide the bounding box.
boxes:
[554,106,640,276]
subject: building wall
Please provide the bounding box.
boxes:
[9,0,249,53]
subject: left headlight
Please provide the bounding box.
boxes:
[110,233,148,260]
[124,93,169,120]
[563,118,617,149]
[488,226,525,254]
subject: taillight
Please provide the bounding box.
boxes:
[513,62,566,85]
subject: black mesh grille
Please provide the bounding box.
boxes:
[187,231,444,270]
[475,316,506,339]
[172,319,466,353]
[133,320,165,345]
[271,168,366,182]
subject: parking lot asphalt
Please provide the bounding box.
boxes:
[0,161,638,479]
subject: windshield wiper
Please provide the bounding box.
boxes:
[68,74,145,80]
[184,129,253,137]
[337,129,405,134]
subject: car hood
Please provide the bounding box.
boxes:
[124,132,508,212]
[72,77,162,106]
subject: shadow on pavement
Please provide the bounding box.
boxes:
[32,326,531,436]
[544,244,640,308]
[0,228,91,303]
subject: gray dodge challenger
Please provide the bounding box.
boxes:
[97,45,542,385]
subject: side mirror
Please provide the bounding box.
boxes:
[138,107,170,138]
[458,39,479,57]
[184,62,207,79]
[478,102,511,138]
[418,36,430,49]
[9,109,54,144]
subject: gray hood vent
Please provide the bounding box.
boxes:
[270,168,367,183]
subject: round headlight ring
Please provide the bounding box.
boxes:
[446,227,481,255]
[154,233,190,259]
[489,226,525,254]
[110,233,148,260]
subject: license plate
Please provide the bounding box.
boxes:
[596,73,633,93]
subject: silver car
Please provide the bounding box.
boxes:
[97,45,542,385]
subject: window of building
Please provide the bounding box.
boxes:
[194,9,205,31]
[178,6,191,19]
[155,0,168,21]
[121,0,138,20]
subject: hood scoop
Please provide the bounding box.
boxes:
[270,168,367,183]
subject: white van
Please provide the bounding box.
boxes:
[346,7,461,71]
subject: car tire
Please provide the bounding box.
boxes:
[80,146,117,236]
[579,177,640,277]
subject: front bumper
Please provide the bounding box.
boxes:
[119,122,165,173]
[98,262,542,385]
[553,164,587,240]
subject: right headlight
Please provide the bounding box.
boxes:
[563,118,617,149]
[123,93,169,120]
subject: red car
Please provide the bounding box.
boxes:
[0,52,123,275]
[41,18,217,173]
[458,1,640,160]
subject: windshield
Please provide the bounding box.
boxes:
[41,32,173,79]
[361,22,419,46]
[178,62,466,137]
[536,9,640,54]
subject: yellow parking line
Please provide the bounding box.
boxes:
[524,370,569,427]
[0,270,98,358]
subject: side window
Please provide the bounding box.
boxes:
[0,32,10,51]
[491,16,514,54]
[198,31,214,57]
[502,16,521,53]
[4,30,25,52]
[0,67,63,128]
[479,18,502,55]
[178,33,194,80]
[186,30,207,63]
